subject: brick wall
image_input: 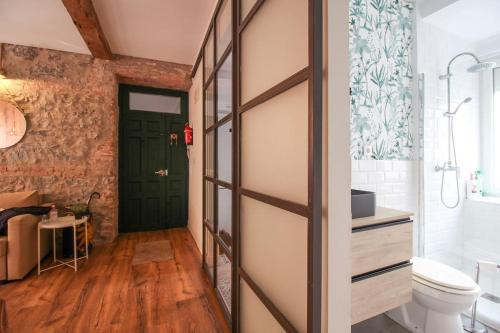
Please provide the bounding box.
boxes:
[0,44,191,242]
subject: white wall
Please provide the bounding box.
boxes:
[418,17,481,267]
[351,160,418,212]
[351,160,420,253]
[328,0,351,331]
[187,65,203,252]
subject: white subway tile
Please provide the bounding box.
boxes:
[356,184,376,192]
[385,171,400,182]
[351,160,359,171]
[376,183,393,194]
[368,172,385,184]
[377,160,393,172]
[393,161,409,171]
[359,160,377,172]
[393,183,409,194]
[351,172,368,184]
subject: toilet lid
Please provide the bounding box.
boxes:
[412,257,477,291]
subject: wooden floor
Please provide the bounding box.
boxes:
[0,228,230,333]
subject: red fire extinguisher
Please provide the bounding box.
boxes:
[184,123,193,146]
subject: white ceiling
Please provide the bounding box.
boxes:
[92,0,217,64]
[423,0,500,43]
[0,0,90,55]
[0,0,217,65]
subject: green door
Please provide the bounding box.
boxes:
[119,84,188,233]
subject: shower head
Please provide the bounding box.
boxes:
[440,52,497,79]
[444,97,472,117]
[467,61,496,73]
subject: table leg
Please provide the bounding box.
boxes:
[73,224,77,272]
[52,229,56,263]
[37,226,40,276]
[85,220,88,259]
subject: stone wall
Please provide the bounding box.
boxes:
[0,44,192,242]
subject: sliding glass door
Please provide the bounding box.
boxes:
[202,0,234,321]
[201,0,322,331]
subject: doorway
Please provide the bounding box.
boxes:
[118,84,188,233]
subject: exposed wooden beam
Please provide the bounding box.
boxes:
[61,0,113,60]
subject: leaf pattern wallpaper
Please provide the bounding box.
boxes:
[350,0,414,160]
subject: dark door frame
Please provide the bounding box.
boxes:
[195,0,323,331]
[118,83,189,233]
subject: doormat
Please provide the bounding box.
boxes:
[132,240,174,265]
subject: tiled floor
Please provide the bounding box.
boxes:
[352,314,500,333]
[352,315,410,333]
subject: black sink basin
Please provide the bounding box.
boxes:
[351,189,376,219]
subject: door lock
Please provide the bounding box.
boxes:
[154,169,168,177]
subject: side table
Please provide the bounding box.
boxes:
[37,216,88,275]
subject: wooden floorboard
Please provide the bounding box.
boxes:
[0,228,230,333]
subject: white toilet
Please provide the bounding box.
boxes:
[387,257,481,333]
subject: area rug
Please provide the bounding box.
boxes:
[132,240,174,265]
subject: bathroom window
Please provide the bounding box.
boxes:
[492,67,500,192]
[482,62,500,196]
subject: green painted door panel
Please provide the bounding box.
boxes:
[119,85,188,233]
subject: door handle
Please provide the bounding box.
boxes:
[154,169,168,177]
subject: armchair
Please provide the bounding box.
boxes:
[0,191,51,280]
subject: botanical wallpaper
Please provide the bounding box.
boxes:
[350,0,414,160]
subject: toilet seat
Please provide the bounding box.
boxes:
[413,275,480,295]
[412,257,478,295]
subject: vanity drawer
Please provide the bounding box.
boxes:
[352,220,412,276]
[352,264,412,325]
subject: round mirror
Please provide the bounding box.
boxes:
[0,101,26,148]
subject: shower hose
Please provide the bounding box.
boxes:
[440,116,460,209]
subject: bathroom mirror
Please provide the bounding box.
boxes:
[0,100,26,148]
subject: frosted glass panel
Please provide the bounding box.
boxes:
[240,0,308,104]
[205,181,214,228]
[494,68,500,189]
[217,186,232,249]
[240,196,308,333]
[205,82,215,128]
[241,82,308,204]
[217,54,232,121]
[217,121,232,183]
[204,229,215,280]
[240,0,258,22]
[240,278,286,333]
[129,93,181,114]
[204,29,215,80]
[216,0,231,61]
[205,131,214,177]
[216,244,231,312]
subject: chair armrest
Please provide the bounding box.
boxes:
[6,213,50,279]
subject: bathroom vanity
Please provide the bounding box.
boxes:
[351,207,413,324]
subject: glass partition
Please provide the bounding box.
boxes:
[216,0,232,61]
[199,0,322,330]
[217,121,232,183]
[217,185,232,249]
[202,0,234,318]
[204,29,215,81]
[217,54,233,121]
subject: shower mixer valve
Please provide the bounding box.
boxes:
[435,164,460,173]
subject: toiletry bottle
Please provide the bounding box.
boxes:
[476,170,484,197]
[468,173,478,199]
[467,173,474,199]
[49,205,58,222]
